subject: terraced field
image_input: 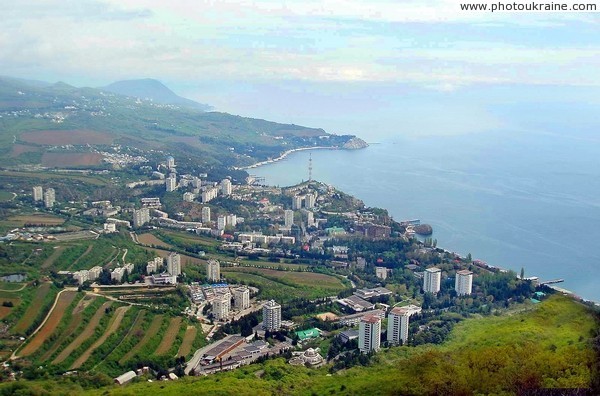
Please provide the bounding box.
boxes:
[19,290,78,357]
[12,282,55,335]
[177,326,198,358]
[119,314,164,364]
[155,317,182,356]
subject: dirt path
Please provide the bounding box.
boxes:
[52,301,112,365]
[70,305,129,369]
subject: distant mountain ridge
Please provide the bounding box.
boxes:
[102,78,211,111]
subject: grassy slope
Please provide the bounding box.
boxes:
[2,295,597,395]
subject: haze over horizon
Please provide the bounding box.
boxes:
[3,1,600,139]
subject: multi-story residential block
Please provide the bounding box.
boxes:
[455,270,473,296]
[33,186,43,201]
[359,315,381,353]
[167,252,181,276]
[201,206,211,223]
[387,306,422,346]
[183,192,195,202]
[133,207,150,228]
[284,210,294,227]
[207,259,220,282]
[292,195,303,210]
[424,267,442,294]
[213,293,231,320]
[166,177,177,192]
[233,287,250,310]
[44,188,55,208]
[217,215,226,230]
[220,179,232,196]
[304,193,316,209]
[262,300,282,331]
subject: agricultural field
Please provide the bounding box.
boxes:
[155,317,183,356]
[222,267,348,302]
[2,214,65,227]
[19,130,114,145]
[18,290,79,357]
[41,152,104,167]
[11,282,57,336]
[177,326,198,358]
[137,233,174,249]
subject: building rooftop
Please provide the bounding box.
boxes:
[426,267,441,273]
[295,328,321,340]
[361,315,381,324]
[456,270,473,275]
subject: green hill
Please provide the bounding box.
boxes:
[3,295,597,395]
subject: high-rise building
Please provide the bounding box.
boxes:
[213,293,231,320]
[217,215,226,230]
[167,252,181,276]
[201,206,211,223]
[233,287,250,310]
[292,195,303,210]
[220,178,232,196]
[424,267,442,294]
[33,186,43,201]
[305,210,314,227]
[359,315,381,353]
[43,188,55,208]
[262,300,282,331]
[387,307,412,346]
[166,156,175,169]
[455,270,473,296]
[207,259,220,282]
[166,177,177,192]
[226,214,237,227]
[304,193,316,209]
[133,208,150,228]
[201,187,219,203]
[284,210,294,227]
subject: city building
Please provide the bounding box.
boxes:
[202,206,211,223]
[233,287,250,310]
[424,267,442,294]
[111,267,125,282]
[375,266,388,280]
[213,292,231,321]
[166,156,175,169]
[133,208,150,228]
[183,192,195,202]
[304,193,316,209]
[220,178,232,196]
[305,210,314,227]
[207,259,220,282]
[284,210,294,227]
[292,195,303,210]
[201,187,219,203]
[359,315,381,353]
[167,252,181,276]
[226,214,237,227]
[262,300,282,331]
[387,307,412,345]
[103,223,117,233]
[44,188,55,208]
[455,270,473,296]
[217,215,226,230]
[33,186,43,201]
[166,177,177,192]
[146,257,163,274]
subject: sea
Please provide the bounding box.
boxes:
[250,129,600,302]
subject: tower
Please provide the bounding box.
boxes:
[308,153,313,181]
[262,300,282,331]
[359,315,381,353]
[424,267,441,294]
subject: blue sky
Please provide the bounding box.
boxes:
[2,0,600,137]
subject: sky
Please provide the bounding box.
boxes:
[2,0,600,137]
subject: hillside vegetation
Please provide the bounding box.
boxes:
[2,295,597,395]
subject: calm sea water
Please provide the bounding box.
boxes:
[251,130,600,301]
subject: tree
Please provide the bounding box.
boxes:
[520,267,525,280]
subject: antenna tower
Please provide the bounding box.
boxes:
[308,153,313,181]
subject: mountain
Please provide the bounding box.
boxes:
[102,78,211,111]
[0,77,363,171]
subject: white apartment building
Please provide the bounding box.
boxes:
[359,315,381,353]
[262,300,282,331]
[44,188,55,208]
[207,259,220,282]
[33,186,43,201]
[167,252,181,276]
[201,187,219,203]
[213,293,231,320]
[375,266,388,280]
[455,270,473,296]
[387,306,422,346]
[133,207,150,228]
[424,267,442,294]
[220,179,232,196]
[166,156,175,169]
[183,192,195,202]
[89,266,103,281]
[292,195,303,210]
[226,214,237,227]
[233,287,250,310]
[201,206,211,223]
[304,193,316,209]
[166,177,177,192]
[217,215,226,230]
[284,210,294,227]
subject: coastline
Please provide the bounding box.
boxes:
[235,146,339,170]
